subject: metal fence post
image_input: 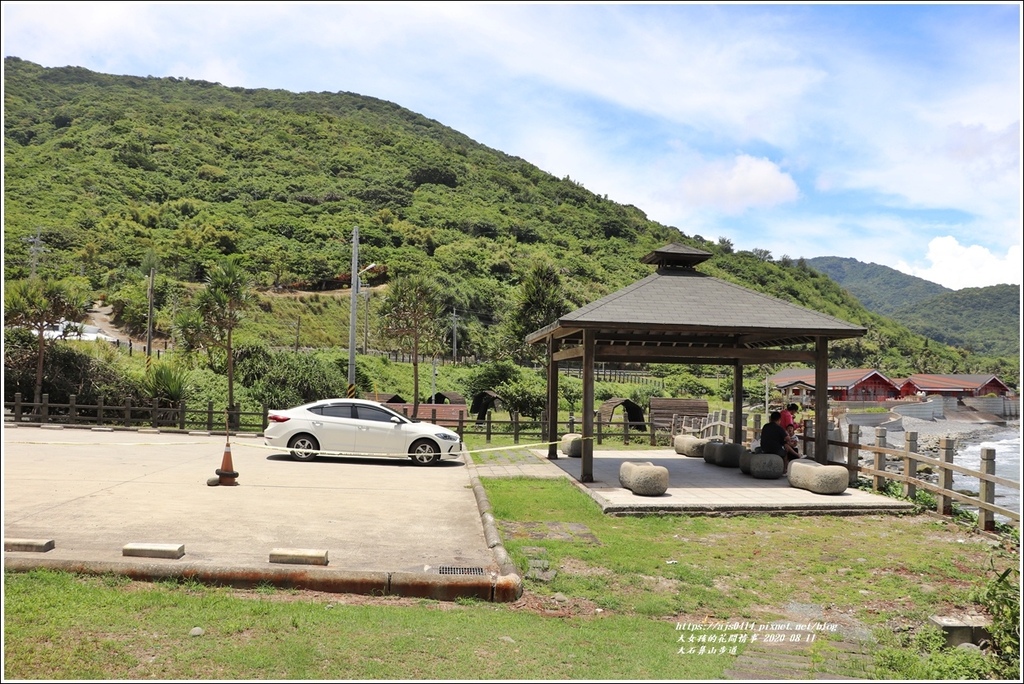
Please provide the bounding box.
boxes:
[68,394,77,425]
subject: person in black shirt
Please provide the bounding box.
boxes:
[760,411,788,457]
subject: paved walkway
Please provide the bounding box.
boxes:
[473,446,914,516]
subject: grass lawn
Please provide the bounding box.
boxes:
[4,472,1018,680]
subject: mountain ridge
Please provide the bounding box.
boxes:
[3,57,1017,383]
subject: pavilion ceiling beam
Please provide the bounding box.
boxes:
[593,346,816,364]
[552,347,584,362]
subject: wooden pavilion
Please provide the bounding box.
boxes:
[525,244,868,482]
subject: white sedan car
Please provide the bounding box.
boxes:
[263,398,466,466]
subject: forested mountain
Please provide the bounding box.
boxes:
[805,256,951,316]
[892,285,1020,359]
[807,257,1019,357]
[2,57,1017,385]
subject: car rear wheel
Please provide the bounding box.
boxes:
[288,434,320,461]
[409,439,439,466]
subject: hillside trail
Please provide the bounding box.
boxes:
[85,300,147,347]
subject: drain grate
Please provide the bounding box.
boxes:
[437,566,487,576]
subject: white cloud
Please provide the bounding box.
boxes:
[896,236,1022,290]
[680,156,800,215]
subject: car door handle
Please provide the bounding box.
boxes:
[312,421,323,427]
[358,426,370,430]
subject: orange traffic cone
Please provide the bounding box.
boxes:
[215,440,239,486]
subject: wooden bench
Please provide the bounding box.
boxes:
[391,403,467,429]
[648,398,709,431]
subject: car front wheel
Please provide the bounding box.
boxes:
[409,439,440,466]
[288,434,320,462]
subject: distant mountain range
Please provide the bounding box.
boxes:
[806,257,1019,358]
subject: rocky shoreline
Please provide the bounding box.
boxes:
[840,417,1019,504]
[881,416,1019,456]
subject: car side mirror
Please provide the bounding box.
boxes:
[391,416,402,425]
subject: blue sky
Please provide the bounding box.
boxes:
[3,2,1021,290]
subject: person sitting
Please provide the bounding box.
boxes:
[761,411,801,471]
[784,423,801,465]
[780,403,799,432]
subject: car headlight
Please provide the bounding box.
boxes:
[435,432,459,441]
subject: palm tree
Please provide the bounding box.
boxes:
[4,277,89,406]
[194,258,254,417]
[377,275,445,415]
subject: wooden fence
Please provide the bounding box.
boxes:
[6,395,1016,532]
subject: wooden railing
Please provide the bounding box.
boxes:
[4,393,268,433]
[688,409,1019,532]
[7,395,1015,531]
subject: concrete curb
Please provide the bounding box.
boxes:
[3,556,520,601]
[463,456,524,594]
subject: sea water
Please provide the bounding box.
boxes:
[952,425,1021,522]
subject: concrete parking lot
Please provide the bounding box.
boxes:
[3,425,503,595]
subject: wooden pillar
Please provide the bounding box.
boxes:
[546,335,559,460]
[936,438,955,516]
[873,427,887,492]
[732,361,743,444]
[814,337,829,463]
[978,447,996,532]
[902,431,918,500]
[581,329,595,483]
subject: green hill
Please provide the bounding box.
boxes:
[805,256,950,316]
[807,256,1019,357]
[892,284,1020,358]
[2,57,1016,386]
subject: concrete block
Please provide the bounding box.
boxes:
[5,538,55,552]
[750,453,784,479]
[619,461,669,496]
[122,542,185,559]
[40,424,64,430]
[929,615,975,647]
[560,433,582,458]
[269,548,329,566]
[787,459,849,494]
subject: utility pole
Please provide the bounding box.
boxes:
[347,226,359,398]
[362,289,370,353]
[146,267,155,362]
[451,308,458,363]
[23,228,46,277]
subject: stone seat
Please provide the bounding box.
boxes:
[673,435,716,458]
[787,458,849,494]
[749,452,784,479]
[560,433,582,458]
[618,461,669,497]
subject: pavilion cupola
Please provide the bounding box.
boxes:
[640,243,713,271]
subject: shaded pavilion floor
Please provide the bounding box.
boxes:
[473,447,915,517]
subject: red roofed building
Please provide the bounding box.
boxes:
[770,368,902,403]
[899,374,1013,398]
